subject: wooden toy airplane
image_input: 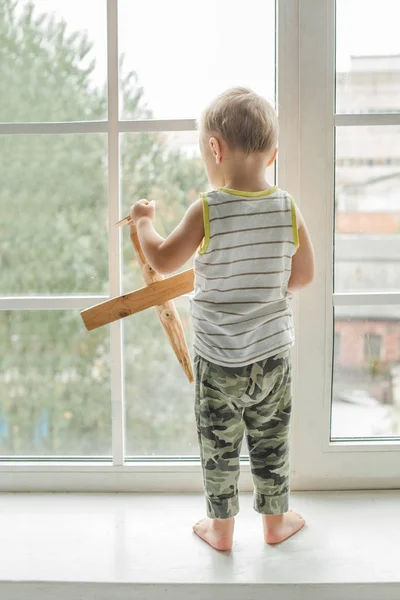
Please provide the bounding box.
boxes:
[81,215,195,383]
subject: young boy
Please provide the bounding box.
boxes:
[130,87,315,552]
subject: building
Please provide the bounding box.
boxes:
[333,55,400,414]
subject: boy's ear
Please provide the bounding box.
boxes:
[209,137,222,165]
[267,147,278,167]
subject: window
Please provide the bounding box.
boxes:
[1,0,111,459]
[0,312,111,455]
[117,0,276,459]
[0,0,276,478]
[118,0,276,121]
[331,0,400,444]
[2,0,399,490]
[332,315,399,439]
[293,0,400,489]
[2,1,108,123]
[336,0,400,115]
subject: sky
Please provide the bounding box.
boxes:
[24,0,400,119]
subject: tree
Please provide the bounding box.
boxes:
[0,0,207,455]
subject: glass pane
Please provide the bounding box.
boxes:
[332,306,400,439]
[119,0,275,120]
[124,303,197,456]
[121,131,208,292]
[0,134,108,295]
[0,311,111,456]
[121,131,205,455]
[2,0,107,122]
[121,131,275,456]
[336,0,400,114]
[335,127,400,292]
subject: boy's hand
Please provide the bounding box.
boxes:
[130,199,156,225]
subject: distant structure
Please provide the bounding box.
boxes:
[334,55,400,404]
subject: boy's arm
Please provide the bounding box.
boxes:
[288,204,315,292]
[130,198,205,275]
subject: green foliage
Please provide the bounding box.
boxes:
[0,310,110,455]
[0,0,207,456]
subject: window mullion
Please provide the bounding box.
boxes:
[0,297,108,311]
[107,0,124,467]
[333,292,400,306]
[118,119,196,132]
[293,0,335,488]
[0,122,108,135]
[276,0,301,481]
[276,0,300,196]
[335,114,400,127]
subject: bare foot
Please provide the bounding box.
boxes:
[263,510,305,544]
[193,517,234,551]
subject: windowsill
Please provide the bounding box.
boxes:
[1,491,400,600]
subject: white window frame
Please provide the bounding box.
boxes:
[1,0,399,492]
[291,0,400,491]
[0,0,250,491]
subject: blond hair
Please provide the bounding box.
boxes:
[200,87,278,155]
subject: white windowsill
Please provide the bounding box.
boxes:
[1,491,400,600]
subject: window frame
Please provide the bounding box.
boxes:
[0,0,281,489]
[2,0,400,492]
[291,0,400,491]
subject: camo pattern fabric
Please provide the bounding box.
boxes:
[194,350,292,519]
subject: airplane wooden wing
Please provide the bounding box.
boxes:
[81,216,195,383]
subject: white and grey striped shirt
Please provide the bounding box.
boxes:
[190,186,299,367]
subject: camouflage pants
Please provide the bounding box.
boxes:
[194,351,292,519]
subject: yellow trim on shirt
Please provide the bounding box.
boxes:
[290,197,300,249]
[218,186,278,197]
[198,193,210,255]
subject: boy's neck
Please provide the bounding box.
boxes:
[222,175,272,193]
[221,154,273,193]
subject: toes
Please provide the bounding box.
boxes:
[195,519,204,526]
[290,510,304,520]
[296,513,305,521]
[193,519,205,531]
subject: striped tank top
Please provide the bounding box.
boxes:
[190,186,299,367]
